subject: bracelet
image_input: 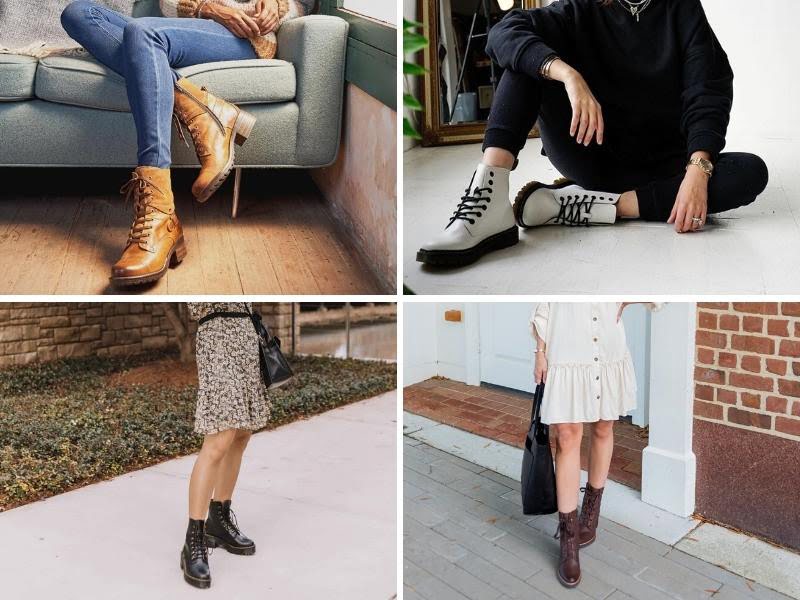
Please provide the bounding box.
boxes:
[195,0,210,17]
[534,348,546,354]
[539,55,559,80]
[687,156,714,178]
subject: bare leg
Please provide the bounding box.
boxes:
[483,147,516,170]
[617,191,640,218]
[212,430,252,502]
[587,420,615,489]
[553,423,583,512]
[188,429,237,520]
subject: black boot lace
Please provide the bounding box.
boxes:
[218,504,242,538]
[448,171,493,227]
[554,194,600,227]
[189,524,208,562]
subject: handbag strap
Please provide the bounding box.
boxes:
[198,311,250,327]
[243,304,275,341]
[529,383,545,425]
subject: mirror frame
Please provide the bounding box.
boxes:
[419,0,542,146]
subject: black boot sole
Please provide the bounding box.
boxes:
[206,533,256,556]
[416,226,519,267]
[180,552,211,589]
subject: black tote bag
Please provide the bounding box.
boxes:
[246,307,294,390]
[520,383,558,515]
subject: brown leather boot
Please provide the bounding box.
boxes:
[173,78,256,203]
[578,484,605,547]
[555,510,581,587]
[111,167,186,286]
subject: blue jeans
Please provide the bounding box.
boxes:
[61,0,256,168]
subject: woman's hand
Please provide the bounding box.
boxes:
[253,0,280,35]
[668,165,709,233]
[534,352,548,385]
[203,4,261,38]
[555,66,603,147]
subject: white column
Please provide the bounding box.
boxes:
[641,302,697,517]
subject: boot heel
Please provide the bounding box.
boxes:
[170,236,187,267]
[234,110,257,146]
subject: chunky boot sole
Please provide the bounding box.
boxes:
[110,235,187,287]
[416,225,519,267]
[556,569,581,588]
[180,553,211,589]
[206,533,256,556]
[195,110,257,204]
[512,177,573,228]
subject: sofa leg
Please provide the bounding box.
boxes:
[232,167,242,219]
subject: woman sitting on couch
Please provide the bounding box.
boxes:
[61,0,314,287]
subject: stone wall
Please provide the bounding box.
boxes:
[0,303,296,367]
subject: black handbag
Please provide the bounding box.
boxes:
[246,307,294,390]
[520,383,558,515]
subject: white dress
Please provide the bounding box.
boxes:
[530,303,663,425]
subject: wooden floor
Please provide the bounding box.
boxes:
[0,168,384,295]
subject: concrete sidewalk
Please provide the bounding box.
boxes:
[404,437,795,600]
[0,392,397,600]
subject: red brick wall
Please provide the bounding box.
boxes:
[694,302,800,440]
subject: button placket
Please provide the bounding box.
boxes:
[591,306,601,401]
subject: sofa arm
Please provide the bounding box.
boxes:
[277,15,348,166]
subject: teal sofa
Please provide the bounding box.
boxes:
[0,0,348,182]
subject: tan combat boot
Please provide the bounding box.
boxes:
[111,167,186,286]
[173,78,256,203]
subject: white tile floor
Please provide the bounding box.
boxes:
[403,134,800,294]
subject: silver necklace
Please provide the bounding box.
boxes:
[615,0,652,22]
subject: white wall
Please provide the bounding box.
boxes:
[403,303,438,386]
[697,1,799,140]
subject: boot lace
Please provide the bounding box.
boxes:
[579,486,600,528]
[119,173,156,246]
[189,524,208,561]
[554,518,578,557]
[554,194,598,227]
[217,504,243,538]
[448,171,492,227]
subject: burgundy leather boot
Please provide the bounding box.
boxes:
[556,510,581,587]
[578,484,605,547]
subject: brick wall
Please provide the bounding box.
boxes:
[0,303,296,367]
[694,302,800,440]
[694,302,800,550]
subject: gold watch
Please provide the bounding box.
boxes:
[687,157,714,177]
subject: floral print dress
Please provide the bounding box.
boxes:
[187,302,270,435]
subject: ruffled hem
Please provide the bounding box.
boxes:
[541,357,637,424]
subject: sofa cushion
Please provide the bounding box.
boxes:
[0,55,38,101]
[34,56,296,112]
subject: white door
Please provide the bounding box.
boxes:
[478,303,650,427]
[478,303,538,393]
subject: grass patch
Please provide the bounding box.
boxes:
[0,351,396,511]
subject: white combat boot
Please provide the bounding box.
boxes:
[513,179,619,228]
[416,163,518,267]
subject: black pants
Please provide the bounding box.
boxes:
[483,71,769,222]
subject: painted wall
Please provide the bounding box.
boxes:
[703,0,800,140]
[403,302,438,385]
[311,85,397,293]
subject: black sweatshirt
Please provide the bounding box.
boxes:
[486,0,733,161]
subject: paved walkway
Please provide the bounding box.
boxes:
[0,392,397,600]
[406,380,646,490]
[404,437,793,600]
